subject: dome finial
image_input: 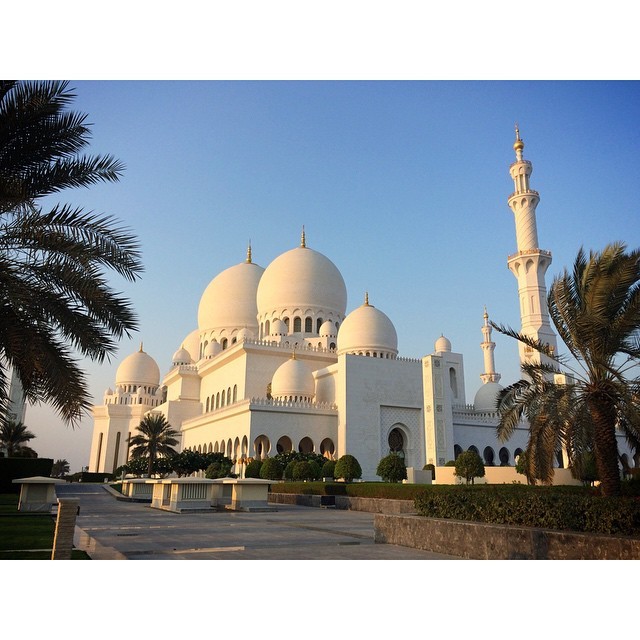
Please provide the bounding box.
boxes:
[364,291,370,306]
[139,342,144,353]
[292,345,297,360]
[300,225,306,248]
[246,240,252,263]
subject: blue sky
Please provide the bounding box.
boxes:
[21,79,640,472]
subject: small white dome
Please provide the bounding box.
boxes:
[172,346,193,366]
[337,297,398,357]
[204,340,222,358]
[236,327,253,342]
[105,387,113,396]
[271,319,288,336]
[319,320,336,338]
[271,356,315,401]
[181,329,200,362]
[435,335,452,353]
[116,346,160,387]
[473,382,504,412]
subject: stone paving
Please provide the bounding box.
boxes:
[58,483,460,560]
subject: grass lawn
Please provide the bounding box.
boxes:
[0,494,90,560]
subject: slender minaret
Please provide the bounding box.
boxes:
[507,125,557,367]
[480,307,501,384]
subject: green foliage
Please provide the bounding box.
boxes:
[169,449,204,477]
[0,421,36,457]
[454,451,485,485]
[414,485,640,537]
[259,457,284,481]
[515,449,537,485]
[129,414,179,476]
[0,81,142,425]
[571,451,599,485]
[444,460,456,467]
[321,460,336,478]
[423,463,436,480]
[245,458,263,479]
[51,459,70,478]
[284,460,297,481]
[376,454,407,483]
[205,457,235,479]
[274,451,327,470]
[334,455,362,482]
[292,461,314,481]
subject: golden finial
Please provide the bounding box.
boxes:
[300,225,306,248]
[292,345,297,360]
[483,305,488,319]
[513,123,524,153]
[139,342,144,352]
[364,291,370,306]
[246,240,252,263]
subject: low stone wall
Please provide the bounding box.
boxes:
[374,513,640,560]
[268,492,416,514]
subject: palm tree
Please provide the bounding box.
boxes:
[129,414,180,476]
[494,243,640,496]
[0,420,36,456]
[0,81,143,425]
[51,459,70,477]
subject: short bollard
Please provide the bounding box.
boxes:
[52,498,80,560]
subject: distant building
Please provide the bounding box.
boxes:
[89,131,637,477]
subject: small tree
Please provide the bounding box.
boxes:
[334,455,362,482]
[321,459,336,479]
[51,459,70,477]
[260,457,284,480]
[245,458,263,479]
[205,457,235,479]
[376,453,407,483]
[308,460,322,481]
[454,450,485,485]
[293,461,314,481]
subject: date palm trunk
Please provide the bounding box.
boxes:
[588,395,621,496]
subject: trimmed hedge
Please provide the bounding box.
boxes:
[270,481,434,500]
[413,485,640,537]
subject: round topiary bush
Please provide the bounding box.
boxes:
[284,460,297,480]
[260,457,284,480]
[334,454,362,482]
[293,460,313,481]
[321,459,336,479]
[423,463,436,480]
[376,453,407,483]
[244,458,263,478]
[308,460,322,481]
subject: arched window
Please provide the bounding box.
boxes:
[227,387,231,405]
[299,436,314,454]
[316,317,324,333]
[449,367,458,399]
[233,385,237,403]
[388,427,405,458]
[468,445,479,454]
[206,397,210,412]
[305,317,312,333]
[483,446,495,466]
[222,338,228,350]
[293,317,302,332]
[221,391,225,407]
[276,435,293,454]
[454,444,463,459]
[216,392,220,409]
[265,320,270,336]
[283,317,290,330]
[499,447,510,466]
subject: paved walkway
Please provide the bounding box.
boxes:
[59,484,460,560]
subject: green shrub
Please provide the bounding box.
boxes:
[334,455,362,482]
[444,460,456,467]
[376,454,407,483]
[244,459,263,479]
[423,463,436,480]
[413,484,640,536]
[293,461,314,481]
[260,457,284,480]
[454,451,485,485]
[284,460,297,481]
[321,460,336,478]
[308,460,322,481]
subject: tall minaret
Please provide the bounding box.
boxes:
[507,125,557,367]
[480,307,501,384]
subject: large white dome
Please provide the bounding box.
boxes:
[198,259,264,333]
[337,296,398,358]
[116,346,160,387]
[271,356,315,402]
[257,242,347,328]
[473,382,504,412]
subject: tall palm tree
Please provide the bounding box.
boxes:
[0,80,143,425]
[494,243,640,496]
[0,420,36,456]
[129,414,180,476]
[51,459,70,477]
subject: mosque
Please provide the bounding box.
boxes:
[88,130,636,480]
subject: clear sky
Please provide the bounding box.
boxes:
[20,79,640,472]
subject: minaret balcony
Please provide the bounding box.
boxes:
[507,248,552,262]
[507,189,539,201]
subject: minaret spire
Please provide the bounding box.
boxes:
[246,240,252,263]
[300,225,306,248]
[480,307,501,384]
[506,126,557,368]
